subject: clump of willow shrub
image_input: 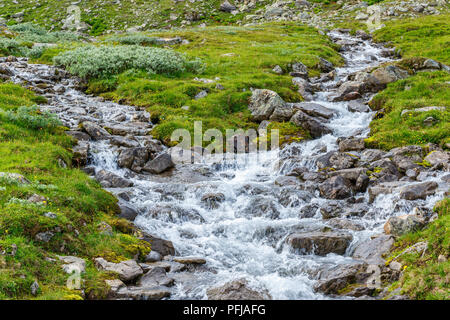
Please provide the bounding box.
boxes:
[3,106,61,131]
[53,45,204,79]
[105,34,158,46]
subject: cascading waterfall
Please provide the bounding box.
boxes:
[5,31,448,300]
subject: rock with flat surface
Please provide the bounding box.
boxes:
[94,258,143,282]
[352,234,394,265]
[143,153,175,174]
[207,279,272,300]
[399,181,438,200]
[287,231,353,256]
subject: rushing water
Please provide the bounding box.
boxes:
[4,31,448,300]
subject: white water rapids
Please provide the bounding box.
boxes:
[4,31,448,300]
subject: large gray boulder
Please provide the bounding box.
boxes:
[290,111,332,138]
[207,279,272,300]
[319,176,353,199]
[399,181,438,200]
[143,153,175,174]
[137,267,174,287]
[314,262,370,295]
[351,234,394,265]
[94,258,143,282]
[293,102,336,119]
[384,214,427,236]
[286,231,353,256]
[81,121,111,140]
[95,170,134,188]
[248,89,286,121]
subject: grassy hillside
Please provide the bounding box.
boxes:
[367,13,450,150]
[0,83,149,299]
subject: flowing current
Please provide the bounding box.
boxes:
[5,31,448,299]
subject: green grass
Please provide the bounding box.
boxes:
[385,198,449,300]
[0,83,150,299]
[373,13,450,65]
[366,71,450,150]
[366,13,450,151]
[93,23,342,145]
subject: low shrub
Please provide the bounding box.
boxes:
[53,45,204,79]
[2,106,61,131]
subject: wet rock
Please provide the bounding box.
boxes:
[118,204,138,221]
[318,58,334,73]
[248,89,285,121]
[293,102,336,119]
[399,181,438,200]
[352,234,394,265]
[333,81,363,101]
[384,215,427,237]
[239,196,280,219]
[274,176,299,187]
[368,181,403,203]
[320,201,344,219]
[81,121,111,140]
[172,257,206,265]
[118,147,150,172]
[143,153,174,174]
[141,234,175,257]
[287,231,353,256]
[314,262,370,295]
[319,176,353,199]
[146,205,205,224]
[327,218,365,231]
[137,267,174,287]
[299,203,319,218]
[207,279,272,300]
[290,111,331,138]
[347,100,371,113]
[329,152,357,170]
[94,258,143,282]
[201,192,225,209]
[95,170,134,188]
[110,136,140,148]
[269,103,295,121]
[360,149,386,163]
[338,138,365,152]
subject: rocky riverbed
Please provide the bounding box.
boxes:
[1,29,449,300]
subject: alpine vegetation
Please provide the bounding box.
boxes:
[53,45,204,79]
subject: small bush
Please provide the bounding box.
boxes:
[3,106,61,131]
[106,34,158,46]
[53,45,204,79]
[9,23,80,43]
[0,38,27,56]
